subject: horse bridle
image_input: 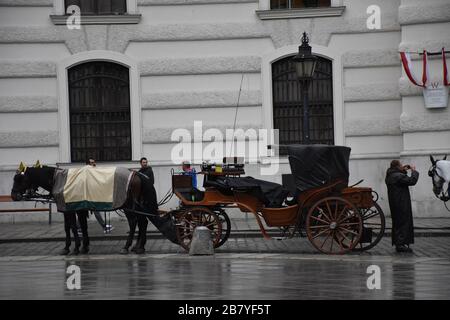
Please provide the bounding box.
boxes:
[428,164,450,202]
[15,170,51,201]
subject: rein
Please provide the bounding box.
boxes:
[21,189,55,205]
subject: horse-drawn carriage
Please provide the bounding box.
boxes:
[168,145,386,254]
[10,144,386,255]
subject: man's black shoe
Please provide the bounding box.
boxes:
[80,246,89,254]
[396,245,411,253]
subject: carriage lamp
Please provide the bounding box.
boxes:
[291,32,317,81]
[291,32,317,143]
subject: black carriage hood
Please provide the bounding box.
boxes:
[287,144,351,192]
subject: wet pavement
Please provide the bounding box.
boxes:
[0,253,449,299]
[1,218,450,300]
[0,235,449,299]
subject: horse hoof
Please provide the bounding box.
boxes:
[81,247,89,254]
[120,248,129,254]
[70,248,80,255]
[130,246,137,252]
[60,248,70,255]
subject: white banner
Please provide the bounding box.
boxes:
[423,84,449,108]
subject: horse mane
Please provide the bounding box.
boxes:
[25,166,56,192]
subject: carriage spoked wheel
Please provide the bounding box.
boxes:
[175,206,222,252]
[213,208,231,248]
[352,202,386,252]
[306,197,362,254]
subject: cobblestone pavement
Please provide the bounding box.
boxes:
[1,217,450,242]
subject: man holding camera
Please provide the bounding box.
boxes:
[385,160,419,253]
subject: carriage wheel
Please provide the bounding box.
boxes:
[306,197,362,254]
[214,208,231,248]
[175,207,222,252]
[353,202,386,251]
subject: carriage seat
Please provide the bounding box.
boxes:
[172,174,205,202]
[176,187,205,202]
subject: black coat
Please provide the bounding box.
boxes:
[138,166,178,244]
[385,167,419,246]
[139,166,154,185]
[137,166,157,212]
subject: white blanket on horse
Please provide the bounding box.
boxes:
[52,166,132,212]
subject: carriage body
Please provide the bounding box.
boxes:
[171,145,385,254]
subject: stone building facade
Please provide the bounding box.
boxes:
[0,0,449,217]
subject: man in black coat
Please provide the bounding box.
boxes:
[385,160,419,253]
[139,157,178,244]
[139,157,154,185]
[133,157,157,254]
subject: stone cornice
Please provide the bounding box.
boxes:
[0,26,87,54]
[0,61,56,78]
[343,49,399,68]
[400,112,450,133]
[139,56,261,76]
[142,90,261,110]
[0,131,58,148]
[0,96,57,113]
[50,14,142,25]
[345,117,401,137]
[344,83,400,102]
[0,0,52,6]
[143,123,262,144]
[399,2,450,26]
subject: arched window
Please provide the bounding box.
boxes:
[272,55,334,150]
[68,61,131,162]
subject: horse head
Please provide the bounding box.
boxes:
[10,161,42,201]
[429,155,450,201]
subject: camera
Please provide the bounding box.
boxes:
[404,165,411,170]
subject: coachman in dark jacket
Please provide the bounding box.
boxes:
[385,160,419,253]
[138,157,178,244]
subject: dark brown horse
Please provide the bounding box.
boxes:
[10,165,166,255]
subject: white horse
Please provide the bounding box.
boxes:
[428,155,450,202]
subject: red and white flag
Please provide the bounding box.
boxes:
[443,48,450,86]
[422,50,429,87]
[400,51,426,88]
